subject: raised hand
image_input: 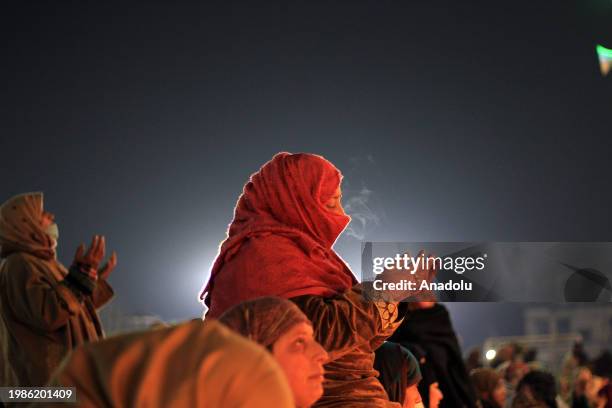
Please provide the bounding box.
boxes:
[375,250,438,302]
[73,235,106,271]
[98,251,117,280]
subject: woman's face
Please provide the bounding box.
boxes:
[492,379,507,408]
[272,322,328,408]
[323,186,345,216]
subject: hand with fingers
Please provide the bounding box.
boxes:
[99,251,117,280]
[73,235,106,271]
[68,235,117,294]
[409,251,438,302]
[376,250,438,303]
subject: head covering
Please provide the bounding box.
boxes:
[597,383,612,408]
[200,152,357,315]
[471,368,502,400]
[374,341,422,405]
[50,320,295,408]
[219,296,311,350]
[592,350,612,379]
[0,192,55,259]
[515,371,558,408]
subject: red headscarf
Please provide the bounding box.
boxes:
[200,152,357,318]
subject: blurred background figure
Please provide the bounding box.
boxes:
[523,349,541,370]
[503,359,531,408]
[491,343,521,370]
[511,370,561,408]
[570,366,592,408]
[0,192,116,387]
[466,347,484,374]
[587,351,612,408]
[471,368,507,408]
[487,342,529,407]
[559,341,590,407]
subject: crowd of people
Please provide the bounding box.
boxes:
[465,341,612,408]
[0,152,610,408]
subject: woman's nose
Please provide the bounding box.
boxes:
[312,342,329,363]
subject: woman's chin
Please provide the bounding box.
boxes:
[297,390,323,408]
[310,383,324,400]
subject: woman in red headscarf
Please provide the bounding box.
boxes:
[201,152,425,408]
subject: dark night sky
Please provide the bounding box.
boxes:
[2,1,611,349]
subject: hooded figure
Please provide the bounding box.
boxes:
[50,319,294,408]
[471,368,507,408]
[220,296,328,408]
[0,193,113,387]
[201,152,408,407]
[202,152,357,310]
[388,302,477,408]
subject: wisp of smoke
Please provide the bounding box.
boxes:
[344,186,381,240]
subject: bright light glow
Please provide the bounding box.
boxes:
[597,44,612,77]
[485,349,497,361]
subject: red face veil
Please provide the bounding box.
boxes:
[230,152,350,248]
[200,152,357,315]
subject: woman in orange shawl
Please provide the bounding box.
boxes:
[50,318,294,408]
[201,152,421,407]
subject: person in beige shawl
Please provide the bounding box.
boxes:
[50,319,294,408]
[0,192,116,387]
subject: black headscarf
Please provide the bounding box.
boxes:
[374,341,422,405]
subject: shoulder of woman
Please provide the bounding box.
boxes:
[1,252,63,282]
[2,252,37,271]
[0,253,39,289]
[236,236,333,279]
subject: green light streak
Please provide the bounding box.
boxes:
[596,44,612,59]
